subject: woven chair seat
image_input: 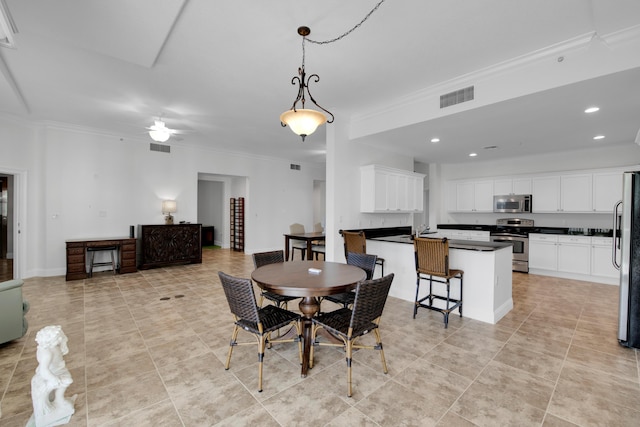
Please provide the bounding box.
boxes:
[262,291,297,305]
[236,304,301,334]
[417,268,463,280]
[313,308,378,339]
[323,291,355,307]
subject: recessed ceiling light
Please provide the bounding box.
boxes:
[593,135,605,140]
[430,137,440,143]
[469,152,478,157]
[585,107,600,113]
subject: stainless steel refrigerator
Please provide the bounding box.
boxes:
[614,171,640,349]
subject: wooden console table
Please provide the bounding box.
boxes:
[65,237,136,281]
[138,224,202,270]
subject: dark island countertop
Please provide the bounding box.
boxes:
[369,235,512,252]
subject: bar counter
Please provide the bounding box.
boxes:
[367,235,513,324]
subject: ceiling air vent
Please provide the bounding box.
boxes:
[440,86,474,109]
[290,164,301,171]
[150,143,170,153]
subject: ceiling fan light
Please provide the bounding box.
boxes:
[280,109,326,140]
[149,129,170,142]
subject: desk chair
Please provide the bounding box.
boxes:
[413,237,464,328]
[341,230,385,277]
[87,245,118,277]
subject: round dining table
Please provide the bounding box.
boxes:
[251,260,366,376]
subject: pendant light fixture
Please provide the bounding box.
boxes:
[280,0,386,142]
[280,26,333,142]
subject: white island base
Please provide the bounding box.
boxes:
[368,238,513,324]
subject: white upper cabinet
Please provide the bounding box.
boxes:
[592,172,623,212]
[493,178,513,195]
[493,177,532,195]
[561,174,592,212]
[453,180,493,212]
[532,176,561,212]
[446,167,627,214]
[513,177,532,194]
[532,173,594,213]
[361,165,425,213]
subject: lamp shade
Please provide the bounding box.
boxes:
[162,200,177,214]
[280,109,327,139]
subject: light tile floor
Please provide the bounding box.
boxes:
[0,248,638,426]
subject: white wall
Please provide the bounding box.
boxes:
[0,119,325,278]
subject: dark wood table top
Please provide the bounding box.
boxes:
[251,260,365,298]
[283,232,326,241]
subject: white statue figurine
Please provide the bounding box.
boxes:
[27,325,76,427]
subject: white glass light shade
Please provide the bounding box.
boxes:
[162,200,177,214]
[149,129,170,142]
[280,109,327,139]
[148,120,171,142]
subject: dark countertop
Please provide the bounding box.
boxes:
[436,223,613,237]
[369,235,512,252]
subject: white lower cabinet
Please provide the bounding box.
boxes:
[557,235,591,274]
[530,234,617,284]
[437,229,490,242]
[591,237,618,279]
[529,234,558,270]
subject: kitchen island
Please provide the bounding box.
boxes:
[368,235,513,324]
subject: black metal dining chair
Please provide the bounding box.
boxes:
[218,271,303,392]
[310,273,394,397]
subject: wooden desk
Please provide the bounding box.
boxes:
[65,237,136,281]
[284,232,325,261]
[251,260,366,376]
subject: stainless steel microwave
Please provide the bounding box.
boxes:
[493,194,532,213]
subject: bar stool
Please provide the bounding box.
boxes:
[87,246,118,277]
[413,237,463,328]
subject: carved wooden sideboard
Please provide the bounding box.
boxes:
[138,224,202,270]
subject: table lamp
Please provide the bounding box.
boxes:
[162,200,177,224]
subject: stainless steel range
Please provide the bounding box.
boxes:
[490,218,534,273]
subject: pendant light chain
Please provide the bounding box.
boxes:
[306,0,386,45]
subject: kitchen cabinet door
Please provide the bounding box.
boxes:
[493,178,513,195]
[532,176,560,212]
[474,180,494,212]
[591,237,618,279]
[455,181,475,212]
[529,234,558,270]
[561,174,592,212]
[593,172,622,212]
[513,177,532,195]
[557,235,591,274]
